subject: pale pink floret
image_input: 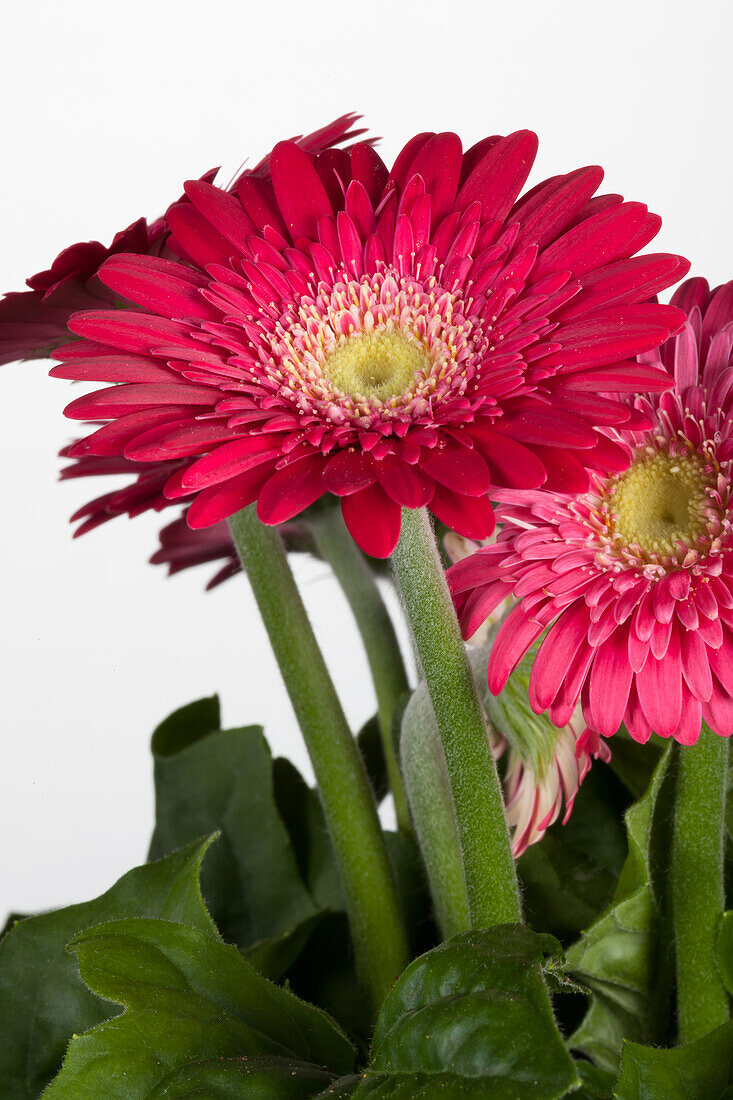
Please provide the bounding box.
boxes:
[495,719,609,856]
[450,278,733,745]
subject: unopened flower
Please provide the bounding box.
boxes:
[450,277,733,746]
[477,634,609,856]
[49,120,687,557]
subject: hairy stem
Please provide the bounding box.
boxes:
[391,507,520,927]
[310,507,411,832]
[229,505,409,1013]
[671,727,729,1044]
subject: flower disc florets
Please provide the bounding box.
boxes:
[449,277,733,745]
[233,268,488,430]
[42,117,689,557]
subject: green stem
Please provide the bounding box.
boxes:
[400,682,472,938]
[671,727,729,1044]
[228,505,409,1013]
[390,507,521,928]
[310,507,411,832]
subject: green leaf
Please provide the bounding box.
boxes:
[719,910,733,995]
[272,757,345,915]
[606,728,664,802]
[149,698,320,962]
[355,925,578,1098]
[566,746,676,1074]
[44,916,355,1098]
[519,833,617,941]
[614,1020,733,1099]
[0,837,217,1100]
[575,1060,615,1098]
[147,1057,334,1099]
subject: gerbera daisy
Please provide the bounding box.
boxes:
[0,218,167,366]
[449,277,733,746]
[51,122,688,557]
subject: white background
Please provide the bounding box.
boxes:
[1,0,731,921]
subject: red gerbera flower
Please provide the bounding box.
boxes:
[0,218,167,365]
[449,277,733,746]
[52,122,689,557]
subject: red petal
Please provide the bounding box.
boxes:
[270,141,334,241]
[99,255,220,322]
[532,202,657,281]
[429,485,495,540]
[350,143,389,206]
[257,454,328,523]
[322,449,376,496]
[373,454,434,508]
[341,483,402,558]
[456,130,538,221]
[183,180,256,252]
[466,426,546,490]
[187,465,273,528]
[68,310,195,354]
[182,436,287,490]
[406,132,463,225]
[167,202,236,269]
[64,382,213,419]
[420,439,491,494]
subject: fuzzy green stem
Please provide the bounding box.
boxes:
[671,727,729,1044]
[390,507,521,928]
[228,505,409,1013]
[310,507,411,832]
[401,682,472,938]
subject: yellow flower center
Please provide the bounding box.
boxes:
[321,330,432,402]
[609,452,711,556]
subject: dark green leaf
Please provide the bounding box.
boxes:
[0,837,217,1100]
[614,1021,733,1099]
[44,916,355,1098]
[272,757,345,914]
[566,746,676,1074]
[149,699,319,961]
[719,910,733,996]
[147,1057,334,1099]
[357,925,578,1099]
[574,1060,615,1098]
[606,728,664,802]
[519,832,617,941]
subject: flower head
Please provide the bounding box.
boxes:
[449,277,733,745]
[52,121,688,557]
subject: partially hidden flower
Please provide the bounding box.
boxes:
[0,115,365,365]
[60,450,310,587]
[449,277,733,746]
[50,121,688,557]
[0,218,167,365]
[473,633,610,856]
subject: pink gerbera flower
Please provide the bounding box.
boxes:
[449,277,733,746]
[50,121,688,557]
